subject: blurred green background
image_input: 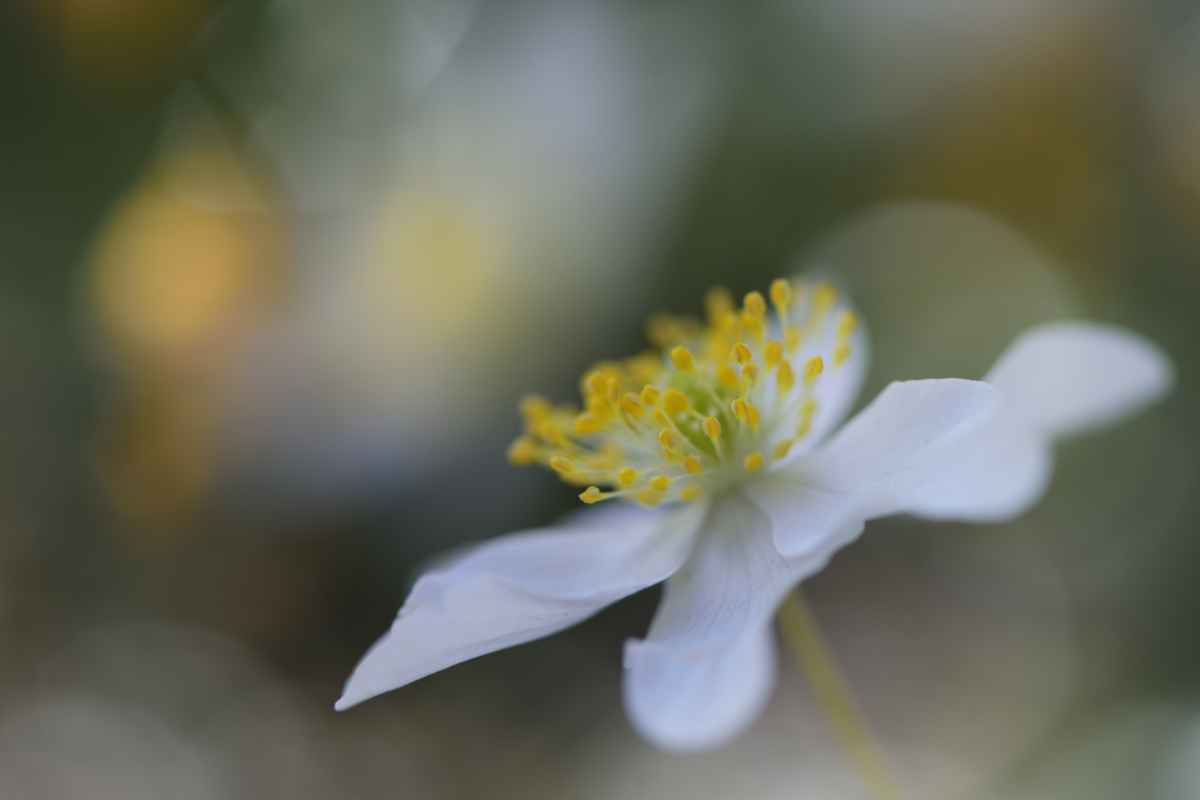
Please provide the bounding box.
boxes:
[0,0,1196,797]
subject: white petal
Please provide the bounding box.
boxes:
[750,379,1000,558]
[337,501,707,710]
[984,321,1173,439]
[622,491,827,752]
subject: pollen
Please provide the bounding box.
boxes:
[508,276,861,506]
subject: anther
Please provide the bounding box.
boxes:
[837,310,858,336]
[620,393,644,417]
[769,278,792,309]
[833,341,852,366]
[773,439,793,460]
[746,404,761,427]
[574,413,602,435]
[640,385,661,406]
[702,416,721,438]
[636,491,661,508]
[764,341,782,369]
[580,487,603,504]
[731,398,748,421]
[742,364,760,387]
[670,346,695,372]
[652,408,672,427]
[716,363,739,388]
[536,421,566,445]
[684,455,703,474]
[777,360,795,392]
[744,452,765,473]
[506,436,540,466]
[681,484,706,501]
[662,389,690,416]
[813,282,838,315]
[705,286,734,323]
[659,429,684,461]
[785,325,801,353]
[650,475,670,492]
[606,376,621,403]
[519,395,552,420]
[550,456,576,473]
[586,397,613,422]
[586,372,608,396]
[618,467,639,485]
[804,356,824,384]
[744,291,766,316]
[731,342,752,366]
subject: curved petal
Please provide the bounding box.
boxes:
[984,321,1173,439]
[337,501,707,710]
[749,379,1000,557]
[622,491,828,752]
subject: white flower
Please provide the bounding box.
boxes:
[335,279,1171,753]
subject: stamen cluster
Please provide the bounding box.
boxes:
[508,278,858,507]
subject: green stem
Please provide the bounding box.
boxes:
[777,589,905,800]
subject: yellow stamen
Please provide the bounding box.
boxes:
[670,346,695,372]
[705,286,734,323]
[716,363,739,388]
[606,376,621,403]
[684,455,703,474]
[681,483,706,501]
[636,490,661,507]
[550,456,576,473]
[813,282,838,316]
[640,385,661,406]
[662,389,690,416]
[586,372,608,397]
[744,291,767,316]
[618,467,638,485]
[786,325,801,353]
[744,452,764,473]
[837,310,858,336]
[732,398,748,421]
[742,364,761,387]
[773,439,793,460]
[580,486,603,504]
[652,408,672,427]
[764,341,783,369]
[574,413,602,435]
[731,342,753,366]
[777,360,795,392]
[834,341,852,366]
[650,475,670,492]
[746,403,761,428]
[702,416,722,438]
[536,421,566,446]
[769,278,792,309]
[506,436,540,466]
[620,393,644,417]
[659,429,684,461]
[805,356,824,384]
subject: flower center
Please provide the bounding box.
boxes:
[507,278,858,507]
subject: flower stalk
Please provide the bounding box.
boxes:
[777,590,905,800]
